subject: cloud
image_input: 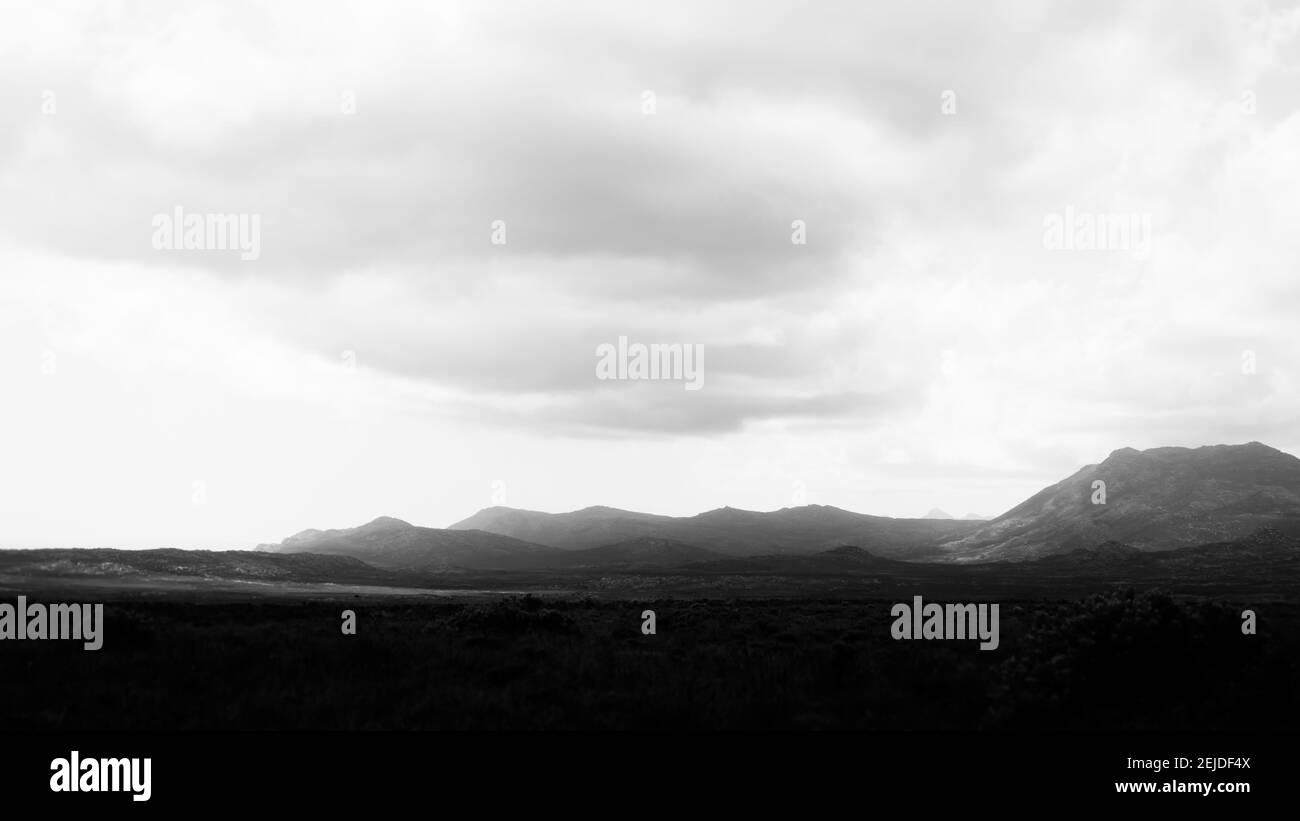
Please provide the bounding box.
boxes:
[2,0,1299,546]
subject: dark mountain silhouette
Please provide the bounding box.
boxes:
[669,526,1300,586]
[258,516,563,571]
[940,442,1300,561]
[5,524,1296,590]
[448,506,679,552]
[544,537,722,569]
[679,544,908,575]
[450,503,981,558]
[1021,526,1300,579]
[247,442,1300,571]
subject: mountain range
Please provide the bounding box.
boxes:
[447,503,979,558]
[254,442,1300,570]
[255,505,985,571]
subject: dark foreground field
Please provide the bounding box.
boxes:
[1,590,1295,731]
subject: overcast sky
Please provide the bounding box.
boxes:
[2,0,1299,548]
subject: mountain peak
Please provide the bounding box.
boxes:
[698,505,760,517]
[574,505,634,516]
[944,441,1300,561]
[364,516,412,529]
[1104,446,1142,461]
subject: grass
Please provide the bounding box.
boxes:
[0,591,1293,731]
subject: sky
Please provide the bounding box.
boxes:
[2,0,1299,549]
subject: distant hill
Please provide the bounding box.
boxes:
[545,537,722,569]
[225,441,1300,572]
[923,508,954,519]
[449,506,679,553]
[3,526,1294,592]
[940,442,1300,561]
[673,526,1300,583]
[679,544,908,575]
[450,504,981,558]
[1020,526,1300,579]
[259,516,564,571]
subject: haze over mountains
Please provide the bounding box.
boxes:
[257,516,565,571]
[922,509,988,521]
[248,442,1300,572]
[256,506,979,571]
[448,504,979,558]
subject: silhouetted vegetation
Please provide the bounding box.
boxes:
[0,591,1292,731]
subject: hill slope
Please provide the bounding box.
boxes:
[940,442,1300,561]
